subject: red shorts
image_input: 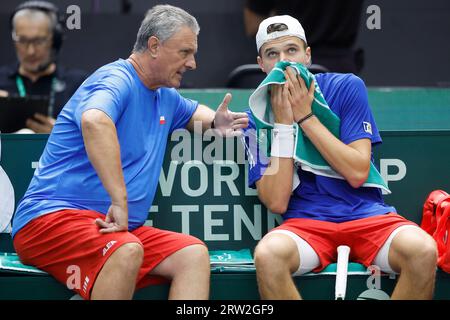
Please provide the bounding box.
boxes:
[273,213,417,272]
[13,209,205,300]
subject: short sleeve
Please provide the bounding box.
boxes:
[242,111,270,189]
[73,70,131,130]
[338,75,382,146]
[169,90,199,132]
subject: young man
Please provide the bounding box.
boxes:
[12,5,248,300]
[243,15,437,299]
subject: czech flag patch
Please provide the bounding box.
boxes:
[159,116,166,125]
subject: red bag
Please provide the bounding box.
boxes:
[421,190,450,273]
[421,190,449,234]
[434,205,450,273]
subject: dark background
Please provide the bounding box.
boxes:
[1,0,449,88]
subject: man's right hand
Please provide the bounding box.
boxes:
[95,204,128,233]
[270,84,294,124]
[0,90,9,97]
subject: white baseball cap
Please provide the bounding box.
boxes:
[256,15,307,52]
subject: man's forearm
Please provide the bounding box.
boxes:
[256,157,294,214]
[81,110,127,207]
[186,104,215,133]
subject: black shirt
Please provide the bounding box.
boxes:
[0,64,88,118]
[246,0,364,50]
[246,0,365,73]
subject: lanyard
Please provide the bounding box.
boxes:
[16,75,57,117]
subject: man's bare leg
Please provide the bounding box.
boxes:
[254,233,301,299]
[90,242,144,300]
[388,228,437,299]
[150,244,210,299]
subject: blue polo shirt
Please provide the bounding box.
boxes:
[12,59,198,237]
[244,73,396,222]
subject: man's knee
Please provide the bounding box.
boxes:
[254,235,298,270]
[413,237,438,270]
[111,242,144,271]
[404,237,438,285]
[189,244,209,261]
[392,231,437,273]
[178,244,210,268]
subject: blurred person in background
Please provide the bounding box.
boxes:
[243,0,365,74]
[0,1,87,133]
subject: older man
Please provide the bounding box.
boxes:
[13,5,248,300]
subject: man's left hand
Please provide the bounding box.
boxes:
[285,67,315,122]
[26,113,56,133]
[213,93,249,137]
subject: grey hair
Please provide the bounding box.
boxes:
[12,8,57,35]
[132,5,199,53]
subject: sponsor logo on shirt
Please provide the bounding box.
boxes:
[102,240,117,256]
[363,121,372,135]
